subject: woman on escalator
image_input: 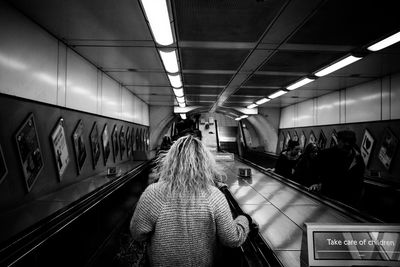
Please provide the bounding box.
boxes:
[130,135,253,267]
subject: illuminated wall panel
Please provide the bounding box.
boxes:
[346,80,381,123]
[0,3,58,104]
[316,91,340,125]
[66,50,98,113]
[391,73,400,119]
[101,75,121,119]
[296,99,314,127]
[279,105,295,129]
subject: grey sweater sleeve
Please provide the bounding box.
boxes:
[211,189,250,247]
[130,184,160,241]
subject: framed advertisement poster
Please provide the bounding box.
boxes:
[309,130,316,144]
[132,128,137,152]
[119,126,126,160]
[72,119,87,174]
[90,122,101,169]
[111,125,119,162]
[360,129,374,166]
[278,132,284,153]
[0,144,8,185]
[284,131,291,150]
[15,113,43,192]
[102,124,110,166]
[292,131,299,142]
[317,130,327,149]
[378,128,398,170]
[126,127,132,159]
[299,131,306,150]
[50,118,69,180]
[330,130,338,148]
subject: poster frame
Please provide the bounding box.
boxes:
[15,113,43,192]
[50,117,70,180]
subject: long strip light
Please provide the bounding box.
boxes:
[247,103,258,109]
[315,55,362,77]
[368,31,400,52]
[255,98,270,105]
[178,102,186,108]
[269,90,287,99]
[287,77,315,90]
[235,115,249,121]
[159,49,179,73]
[168,74,182,88]
[140,0,174,46]
[173,87,184,97]
[176,96,185,103]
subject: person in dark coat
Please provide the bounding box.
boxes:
[318,130,365,206]
[293,142,320,188]
[274,140,301,179]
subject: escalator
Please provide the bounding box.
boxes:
[0,159,278,267]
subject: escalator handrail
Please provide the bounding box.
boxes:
[0,161,151,267]
[236,156,383,223]
[219,186,284,267]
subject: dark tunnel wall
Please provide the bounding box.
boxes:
[277,120,400,184]
[0,93,149,211]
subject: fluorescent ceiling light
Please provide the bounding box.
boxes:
[247,103,258,109]
[235,117,241,121]
[173,87,184,97]
[159,49,179,73]
[255,98,270,105]
[368,31,400,51]
[178,102,186,108]
[168,74,182,88]
[268,90,287,99]
[140,0,174,46]
[315,55,362,77]
[176,96,185,103]
[287,77,315,90]
[180,113,186,120]
[240,115,248,119]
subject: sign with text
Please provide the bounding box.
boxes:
[306,223,400,266]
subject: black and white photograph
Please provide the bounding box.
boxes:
[360,129,374,166]
[3,1,400,265]
[378,128,398,170]
[50,118,69,180]
[89,122,101,169]
[15,113,43,192]
[111,125,119,162]
[0,144,8,185]
[119,126,126,160]
[101,124,110,166]
[72,119,87,174]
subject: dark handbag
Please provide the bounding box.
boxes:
[115,233,148,267]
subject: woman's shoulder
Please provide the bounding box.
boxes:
[142,182,166,198]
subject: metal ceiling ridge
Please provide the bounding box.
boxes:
[178,41,256,49]
[67,40,156,47]
[182,70,237,75]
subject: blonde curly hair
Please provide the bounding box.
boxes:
[154,135,224,198]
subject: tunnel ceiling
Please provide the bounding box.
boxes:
[8,0,400,109]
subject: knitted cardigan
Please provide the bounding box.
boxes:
[130,182,250,267]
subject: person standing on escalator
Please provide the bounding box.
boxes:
[130,135,256,267]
